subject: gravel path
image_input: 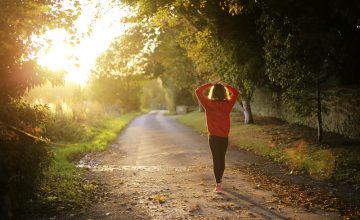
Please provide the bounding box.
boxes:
[63,110,341,220]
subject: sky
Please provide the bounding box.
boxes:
[35,0,132,85]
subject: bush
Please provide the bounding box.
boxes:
[45,117,92,142]
[0,134,51,219]
[0,100,53,219]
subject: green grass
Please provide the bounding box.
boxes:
[38,113,138,207]
[177,110,207,133]
[177,111,360,186]
[178,111,284,162]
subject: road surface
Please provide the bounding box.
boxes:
[63,111,341,219]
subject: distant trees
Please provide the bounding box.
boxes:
[90,11,199,113]
[144,29,198,112]
[89,74,143,112]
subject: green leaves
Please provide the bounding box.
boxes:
[0,0,79,104]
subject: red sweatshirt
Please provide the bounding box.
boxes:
[195,83,239,138]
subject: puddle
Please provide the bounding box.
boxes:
[76,163,212,172]
[77,156,212,172]
[77,164,162,172]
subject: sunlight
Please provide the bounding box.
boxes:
[36,29,74,72]
[34,0,132,85]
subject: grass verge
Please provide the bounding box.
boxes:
[177,111,360,188]
[35,113,138,211]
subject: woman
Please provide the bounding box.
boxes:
[195,82,239,193]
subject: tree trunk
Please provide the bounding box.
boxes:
[316,77,323,142]
[242,99,254,124]
[198,103,204,112]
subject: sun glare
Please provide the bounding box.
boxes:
[34,0,131,85]
[36,29,73,72]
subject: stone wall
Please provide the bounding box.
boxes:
[248,86,360,140]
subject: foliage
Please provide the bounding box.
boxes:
[0,1,78,216]
[120,0,360,131]
[119,0,267,122]
[258,0,360,88]
[0,135,51,219]
[0,99,51,138]
[27,82,84,105]
[45,116,92,142]
[146,28,199,111]
[26,82,133,143]
[0,0,78,103]
[89,28,150,112]
[179,1,265,100]
[257,0,360,141]
[89,75,143,112]
[93,25,150,77]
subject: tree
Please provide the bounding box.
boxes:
[176,2,265,123]
[0,1,79,217]
[258,0,360,142]
[91,10,199,112]
[89,74,143,112]
[0,0,78,127]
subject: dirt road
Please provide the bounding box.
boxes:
[66,111,341,219]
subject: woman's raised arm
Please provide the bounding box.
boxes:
[225,85,239,107]
[195,83,212,108]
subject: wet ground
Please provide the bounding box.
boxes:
[58,110,342,219]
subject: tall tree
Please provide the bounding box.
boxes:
[175,1,265,123]
[258,0,360,142]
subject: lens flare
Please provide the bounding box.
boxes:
[34,0,131,85]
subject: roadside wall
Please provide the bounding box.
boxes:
[249,86,360,140]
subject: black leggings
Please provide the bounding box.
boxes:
[208,135,228,184]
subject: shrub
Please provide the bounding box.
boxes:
[0,134,51,219]
[0,100,52,219]
[44,117,92,142]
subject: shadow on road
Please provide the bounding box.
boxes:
[222,188,289,220]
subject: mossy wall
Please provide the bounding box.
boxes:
[249,86,360,140]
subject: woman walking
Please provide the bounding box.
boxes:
[195,82,239,193]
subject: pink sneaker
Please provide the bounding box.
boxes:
[213,182,223,193]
